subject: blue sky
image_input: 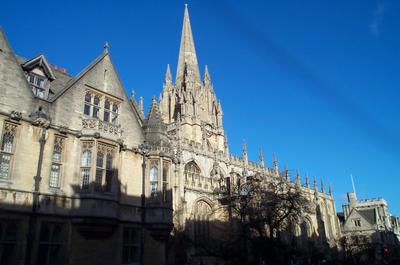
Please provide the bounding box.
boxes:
[1,0,399,215]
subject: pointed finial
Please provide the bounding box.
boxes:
[152,95,157,103]
[329,183,333,196]
[321,180,325,193]
[130,90,135,101]
[139,96,144,115]
[313,176,317,190]
[165,64,172,85]
[295,171,301,187]
[305,173,310,188]
[285,164,289,180]
[258,147,265,167]
[204,64,211,84]
[242,140,248,163]
[104,42,109,53]
[273,154,279,176]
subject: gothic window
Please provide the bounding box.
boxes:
[49,137,64,188]
[80,143,92,189]
[83,92,92,116]
[37,222,66,265]
[83,91,101,118]
[103,99,111,122]
[149,163,158,195]
[184,161,201,183]
[122,227,140,265]
[194,200,212,242]
[111,104,119,125]
[95,145,115,192]
[162,162,169,202]
[95,151,104,191]
[0,219,18,264]
[105,153,113,192]
[0,123,17,180]
[93,95,100,118]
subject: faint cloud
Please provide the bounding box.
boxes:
[369,0,386,36]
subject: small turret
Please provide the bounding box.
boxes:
[305,173,310,188]
[321,180,325,193]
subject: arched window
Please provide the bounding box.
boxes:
[194,200,212,242]
[149,165,158,195]
[0,123,17,180]
[81,149,92,189]
[184,161,201,183]
[49,137,64,188]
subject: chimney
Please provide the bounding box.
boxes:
[60,68,67,74]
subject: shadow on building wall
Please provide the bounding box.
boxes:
[0,178,173,265]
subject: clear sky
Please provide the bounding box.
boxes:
[1,0,399,215]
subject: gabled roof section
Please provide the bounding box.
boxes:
[50,49,108,102]
[21,54,56,80]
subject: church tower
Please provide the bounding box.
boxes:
[159,4,226,153]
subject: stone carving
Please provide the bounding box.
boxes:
[10,111,22,121]
[82,118,122,137]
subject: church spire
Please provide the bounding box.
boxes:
[176,4,201,87]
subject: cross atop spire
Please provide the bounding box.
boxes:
[176,4,201,87]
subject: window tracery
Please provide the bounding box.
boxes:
[0,123,17,180]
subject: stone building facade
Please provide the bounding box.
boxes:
[0,5,341,265]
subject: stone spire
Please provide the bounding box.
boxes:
[176,4,201,87]
[305,173,310,188]
[321,180,325,193]
[329,183,333,196]
[258,147,264,167]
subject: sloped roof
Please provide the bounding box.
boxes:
[358,209,376,225]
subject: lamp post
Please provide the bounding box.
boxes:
[138,142,149,265]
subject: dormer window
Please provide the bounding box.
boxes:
[21,55,56,100]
